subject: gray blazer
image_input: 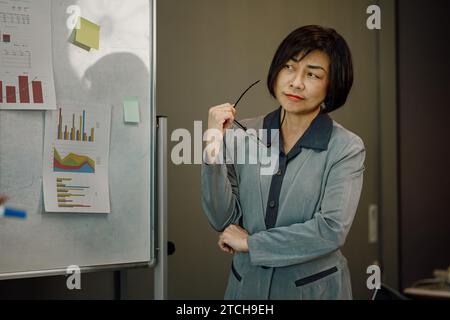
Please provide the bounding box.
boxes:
[202,109,365,300]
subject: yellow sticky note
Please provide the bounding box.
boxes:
[123,97,140,123]
[74,17,100,50]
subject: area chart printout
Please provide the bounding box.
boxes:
[0,0,56,110]
[43,103,111,213]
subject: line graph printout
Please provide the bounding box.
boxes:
[0,0,56,110]
[43,103,111,213]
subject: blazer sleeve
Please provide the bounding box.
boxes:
[201,161,242,232]
[247,136,366,267]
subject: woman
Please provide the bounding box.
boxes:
[202,25,365,300]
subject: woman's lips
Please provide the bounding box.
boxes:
[285,93,305,102]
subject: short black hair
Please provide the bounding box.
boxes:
[267,25,353,113]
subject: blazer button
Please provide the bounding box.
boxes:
[269,201,276,208]
[276,169,282,176]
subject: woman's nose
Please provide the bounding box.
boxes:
[290,73,305,90]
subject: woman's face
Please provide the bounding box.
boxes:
[274,50,330,116]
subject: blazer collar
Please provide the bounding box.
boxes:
[263,106,333,151]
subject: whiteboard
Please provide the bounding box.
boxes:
[0,0,156,279]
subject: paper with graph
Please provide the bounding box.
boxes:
[0,0,56,110]
[43,102,111,213]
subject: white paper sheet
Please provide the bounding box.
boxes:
[43,102,111,213]
[0,0,57,110]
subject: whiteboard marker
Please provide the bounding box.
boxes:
[0,205,27,219]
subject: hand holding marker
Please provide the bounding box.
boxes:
[0,195,27,219]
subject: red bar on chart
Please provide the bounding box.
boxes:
[6,86,16,103]
[32,81,43,103]
[19,76,30,103]
[0,81,3,103]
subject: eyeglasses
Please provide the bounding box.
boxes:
[232,80,269,147]
[232,80,259,130]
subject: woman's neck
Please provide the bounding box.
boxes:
[281,107,321,133]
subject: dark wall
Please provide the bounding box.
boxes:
[397,0,450,288]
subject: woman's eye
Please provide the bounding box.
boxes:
[285,64,294,70]
[308,72,319,79]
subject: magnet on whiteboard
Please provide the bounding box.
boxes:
[0,206,27,219]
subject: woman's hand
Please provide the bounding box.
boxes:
[205,104,236,163]
[0,195,8,206]
[218,224,249,254]
[207,103,236,133]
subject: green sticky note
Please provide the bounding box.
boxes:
[123,97,140,123]
[74,17,100,50]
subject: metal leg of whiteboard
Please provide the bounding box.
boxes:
[115,270,127,300]
[155,116,168,300]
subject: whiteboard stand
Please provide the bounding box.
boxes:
[116,117,166,301]
[155,116,168,299]
[0,0,159,294]
[118,270,128,300]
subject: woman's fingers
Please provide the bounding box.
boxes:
[218,240,232,253]
[218,235,234,254]
[215,110,235,125]
[209,104,236,119]
[0,195,8,205]
[210,103,235,111]
[220,243,232,253]
[208,103,236,133]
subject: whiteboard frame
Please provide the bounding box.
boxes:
[0,0,157,281]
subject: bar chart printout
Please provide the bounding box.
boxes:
[0,0,56,110]
[56,177,91,209]
[57,108,96,142]
[0,76,46,104]
[43,103,111,213]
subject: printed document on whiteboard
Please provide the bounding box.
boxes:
[0,0,57,110]
[43,102,111,213]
